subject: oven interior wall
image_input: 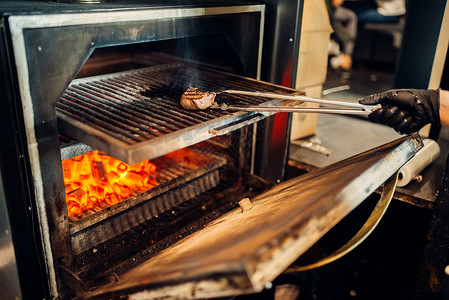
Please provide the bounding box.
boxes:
[77,37,248,79]
[57,36,266,299]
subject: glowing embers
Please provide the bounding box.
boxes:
[62,150,158,218]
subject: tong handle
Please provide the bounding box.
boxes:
[222,90,377,113]
[222,105,371,115]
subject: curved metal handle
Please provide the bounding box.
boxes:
[208,113,267,136]
[284,171,399,273]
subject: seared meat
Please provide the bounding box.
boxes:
[180,87,216,110]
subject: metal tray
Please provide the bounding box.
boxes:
[84,135,423,299]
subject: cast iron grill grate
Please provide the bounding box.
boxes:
[56,63,297,164]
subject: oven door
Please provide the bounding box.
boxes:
[81,134,422,299]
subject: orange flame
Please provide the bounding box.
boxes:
[62,150,157,218]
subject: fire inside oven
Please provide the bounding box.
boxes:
[63,150,158,219]
[62,148,220,221]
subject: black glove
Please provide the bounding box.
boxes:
[359,89,441,138]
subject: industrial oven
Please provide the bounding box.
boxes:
[0,1,422,299]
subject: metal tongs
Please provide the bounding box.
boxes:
[214,90,380,115]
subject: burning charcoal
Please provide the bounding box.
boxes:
[105,195,120,206]
[107,171,121,183]
[68,188,85,199]
[116,162,128,172]
[134,160,157,174]
[65,182,81,194]
[92,206,103,213]
[121,171,146,187]
[66,196,82,216]
[116,184,132,197]
[88,196,99,205]
[95,161,107,180]
[91,161,107,184]
[91,185,105,199]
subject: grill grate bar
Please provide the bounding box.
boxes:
[110,77,214,123]
[134,66,289,108]
[69,85,168,135]
[116,73,226,120]
[82,81,190,132]
[63,88,160,141]
[58,96,147,143]
[91,80,202,127]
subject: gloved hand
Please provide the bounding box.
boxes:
[359,89,440,137]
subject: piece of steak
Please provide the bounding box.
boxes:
[180,87,216,110]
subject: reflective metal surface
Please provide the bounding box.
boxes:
[0,172,22,299]
[56,0,105,3]
[246,0,304,183]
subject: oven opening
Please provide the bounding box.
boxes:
[75,36,246,79]
[53,27,281,297]
[56,39,269,291]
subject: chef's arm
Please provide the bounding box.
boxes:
[439,89,449,127]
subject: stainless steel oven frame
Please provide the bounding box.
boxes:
[2,3,267,299]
